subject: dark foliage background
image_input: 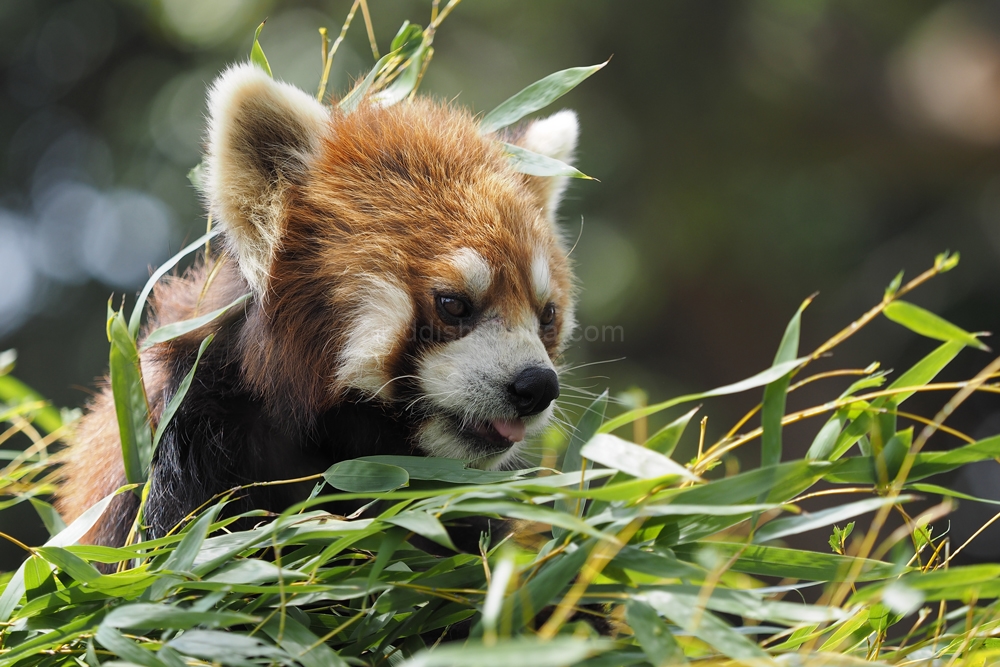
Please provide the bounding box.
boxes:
[3,0,1000,566]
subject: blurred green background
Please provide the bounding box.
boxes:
[3,0,1000,563]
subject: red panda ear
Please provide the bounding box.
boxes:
[204,63,329,294]
[512,110,579,224]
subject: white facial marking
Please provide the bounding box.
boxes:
[336,275,413,397]
[450,248,492,301]
[531,252,551,304]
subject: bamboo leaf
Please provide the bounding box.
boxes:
[0,375,63,434]
[151,334,213,455]
[262,615,348,667]
[555,390,608,538]
[625,599,688,665]
[103,603,257,630]
[250,21,272,77]
[371,33,428,107]
[639,590,775,664]
[884,300,989,351]
[644,406,699,457]
[129,230,219,337]
[385,511,458,552]
[753,496,914,544]
[401,637,612,667]
[29,498,66,537]
[96,625,169,667]
[580,433,698,481]
[141,295,248,350]
[502,142,592,179]
[109,308,152,487]
[761,298,809,468]
[600,357,808,434]
[340,50,398,114]
[481,61,608,134]
[324,459,409,493]
[166,630,286,665]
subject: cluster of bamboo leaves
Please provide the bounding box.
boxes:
[5,6,1000,665]
[4,252,1000,665]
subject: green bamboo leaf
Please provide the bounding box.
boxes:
[907,482,1000,506]
[639,587,845,624]
[390,21,424,56]
[340,50,398,114]
[828,433,1000,484]
[129,230,220,337]
[151,334,214,455]
[0,489,126,622]
[562,390,609,474]
[480,546,516,638]
[103,603,257,630]
[205,560,308,585]
[96,624,169,667]
[0,374,63,433]
[166,630,286,666]
[29,498,66,537]
[580,433,698,481]
[149,503,224,600]
[806,408,848,460]
[639,590,775,664]
[109,308,152,487]
[250,21,272,77]
[615,546,703,580]
[506,541,592,631]
[324,459,409,493]
[401,637,612,667]
[371,33,428,107]
[385,511,458,552]
[625,599,688,665]
[850,564,1000,604]
[262,615,348,667]
[678,542,894,582]
[645,406,699,457]
[141,295,248,350]
[23,555,55,601]
[555,390,608,538]
[36,546,103,584]
[883,300,989,351]
[761,297,809,468]
[875,428,911,484]
[753,496,913,544]
[356,455,535,484]
[480,61,608,134]
[442,500,615,541]
[502,142,592,179]
[599,357,808,435]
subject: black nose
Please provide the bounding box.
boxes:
[507,367,560,417]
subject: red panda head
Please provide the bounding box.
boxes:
[204,64,580,468]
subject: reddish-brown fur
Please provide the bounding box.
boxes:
[56,96,574,543]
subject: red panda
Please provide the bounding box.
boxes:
[55,63,580,548]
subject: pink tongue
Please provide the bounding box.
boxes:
[491,418,526,442]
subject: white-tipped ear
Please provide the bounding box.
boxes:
[205,63,329,294]
[517,109,579,223]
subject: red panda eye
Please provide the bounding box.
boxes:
[540,303,556,326]
[437,295,471,321]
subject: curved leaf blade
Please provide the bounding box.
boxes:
[480,61,608,134]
